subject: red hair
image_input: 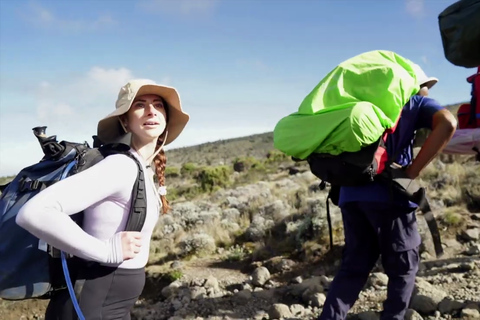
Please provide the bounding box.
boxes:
[153,137,169,214]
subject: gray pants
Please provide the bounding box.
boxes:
[45,261,145,320]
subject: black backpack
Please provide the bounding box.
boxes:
[297,120,444,258]
[0,126,147,301]
[439,0,480,68]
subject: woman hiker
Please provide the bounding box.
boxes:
[16,79,190,320]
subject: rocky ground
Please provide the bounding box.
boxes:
[129,240,480,320]
[1,158,479,320]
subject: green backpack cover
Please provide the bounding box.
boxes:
[273,50,420,160]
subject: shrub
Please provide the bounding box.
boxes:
[232,156,263,172]
[442,211,463,227]
[168,185,202,201]
[165,270,183,282]
[266,150,288,163]
[178,233,216,256]
[195,165,232,192]
[165,167,180,178]
[181,162,198,176]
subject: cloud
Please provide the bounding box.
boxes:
[405,0,425,19]
[0,67,176,176]
[421,55,428,65]
[138,0,220,17]
[24,1,116,32]
[33,67,135,127]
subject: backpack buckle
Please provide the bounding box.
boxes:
[19,179,42,192]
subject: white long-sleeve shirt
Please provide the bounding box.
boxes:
[16,149,160,269]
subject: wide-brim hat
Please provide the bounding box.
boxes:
[412,63,438,89]
[97,79,190,145]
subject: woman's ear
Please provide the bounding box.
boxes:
[119,115,128,132]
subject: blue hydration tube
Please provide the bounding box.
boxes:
[60,160,85,320]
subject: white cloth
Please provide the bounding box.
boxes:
[442,128,480,155]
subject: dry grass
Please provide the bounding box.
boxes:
[419,159,479,209]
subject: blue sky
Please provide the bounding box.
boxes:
[0,0,476,176]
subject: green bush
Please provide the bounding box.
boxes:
[168,185,202,201]
[195,165,232,192]
[165,167,180,178]
[164,270,183,282]
[233,156,264,172]
[266,149,288,163]
[181,162,198,176]
[442,211,463,227]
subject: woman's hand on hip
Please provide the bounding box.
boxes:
[120,231,142,260]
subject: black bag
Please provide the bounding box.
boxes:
[438,0,480,68]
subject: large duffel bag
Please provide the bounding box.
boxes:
[438,0,480,68]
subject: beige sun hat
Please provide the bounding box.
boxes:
[97,79,190,145]
[412,63,438,89]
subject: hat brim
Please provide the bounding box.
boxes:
[420,77,438,89]
[97,84,189,146]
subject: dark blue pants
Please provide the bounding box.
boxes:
[318,201,421,320]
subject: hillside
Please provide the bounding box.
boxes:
[166,131,275,168]
[167,102,467,166]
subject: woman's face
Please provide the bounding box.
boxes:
[123,94,168,143]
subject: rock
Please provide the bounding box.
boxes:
[367,272,389,287]
[234,289,252,304]
[161,281,183,299]
[357,311,380,320]
[253,310,269,320]
[265,257,297,274]
[288,166,301,175]
[233,161,246,172]
[461,308,480,319]
[252,288,277,301]
[410,278,447,314]
[290,304,305,317]
[319,275,332,290]
[310,293,326,308]
[438,297,464,314]
[443,238,464,251]
[189,286,207,300]
[404,309,424,320]
[252,266,271,287]
[410,294,439,314]
[170,261,182,269]
[288,276,324,299]
[465,244,480,255]
[203,275,220,292]
[461,228,479,241]
[291,276,303,284]
[268,303,292,319]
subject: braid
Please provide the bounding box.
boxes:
[153,138,170,214]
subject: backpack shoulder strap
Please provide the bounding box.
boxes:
[122,152,147,232]
[99,143,147,232]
